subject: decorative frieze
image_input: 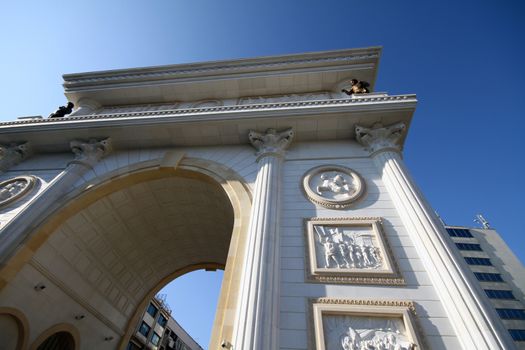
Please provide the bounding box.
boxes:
[0,94,416,126]
[302,166,365,209]
[304,217,404,285]
[238,92,331,105]
[311,298,424,350]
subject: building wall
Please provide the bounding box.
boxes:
[278,141,459,349]
[0,141,464,349]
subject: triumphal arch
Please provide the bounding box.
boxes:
[0,47,516,349]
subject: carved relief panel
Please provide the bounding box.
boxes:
[311,298,424,350]
[0,176,37,208]
[302,165,365,209]
[305,218,404,285]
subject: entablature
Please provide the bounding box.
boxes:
[0,93,416,153]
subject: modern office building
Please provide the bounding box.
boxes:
[127,295,202,350]
[445,225,525,347]
[0,46,522,349]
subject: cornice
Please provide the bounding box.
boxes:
[63,47,381,89]
[0,95,416,129]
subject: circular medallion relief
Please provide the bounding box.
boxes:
[302,166,365,209]
[0,176,37,208]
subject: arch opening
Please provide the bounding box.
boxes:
[35,331,75,350]
[0,160,251,350]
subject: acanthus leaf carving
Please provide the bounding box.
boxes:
[69,138,112,167]
[248,128,294,160]
[0,142,31,172]
[355,122,406,155]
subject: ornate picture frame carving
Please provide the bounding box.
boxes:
[310,298,425,350]
[304,217,404,285]
[302,165,365,209]
[0,175,37,208]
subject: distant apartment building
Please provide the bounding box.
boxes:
[446,225,525,347]
[127,295,203,350]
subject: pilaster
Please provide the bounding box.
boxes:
[355,123,514,349]
[232,128,293,350]
[0,138,112,266]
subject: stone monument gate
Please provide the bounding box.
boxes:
[0,48,516,349]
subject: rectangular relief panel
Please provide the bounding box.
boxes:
[305,217,404,285]
[311,298,425,350]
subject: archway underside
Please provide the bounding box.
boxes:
[1,168,238,349]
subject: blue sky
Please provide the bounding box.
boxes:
[1,0,524,348]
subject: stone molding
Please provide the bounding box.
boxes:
[303,217,404,285]
[312,297,417,313]
[355,122,406,155]
[63,51,380,86]
[69,138,112,167]
[0,142,31,172]
[0,95,416,127]
[248,128,294,160]
[302,165,366,209]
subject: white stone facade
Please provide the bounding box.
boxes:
[0,47,517,349]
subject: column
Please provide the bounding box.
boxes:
[0,142,31,173]
[231,128,294,350]
[355,123,514,349]
[0,138,112,264]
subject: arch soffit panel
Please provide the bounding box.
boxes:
[0,156,253,291]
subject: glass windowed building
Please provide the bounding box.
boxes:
[127,295,203,350]
[445,225,525,347]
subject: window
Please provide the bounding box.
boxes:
[158,314,168,327]
[147,303,158,317]
[485,289,515,299]
[151,332,161,346]
[496,308,525,320]
[455,243,482,251]
[464,257,492,266]
[139,322,151,337]
[474,272,504,282]
[446,228,473,237]
[509,329,525,341]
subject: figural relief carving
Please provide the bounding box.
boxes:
[303,166,365,209]
[315,226,382,270]
[329,316,416,350]
[311,299,425,350]
[305,218,404,285]
[0,175,37,208]
[238,92,331,105]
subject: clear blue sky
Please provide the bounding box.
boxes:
[1,1,524,348]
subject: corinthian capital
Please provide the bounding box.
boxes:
[355,122,406,155]
[69,138,112,167]
[248,128,294,160]
[0,142,31,172]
